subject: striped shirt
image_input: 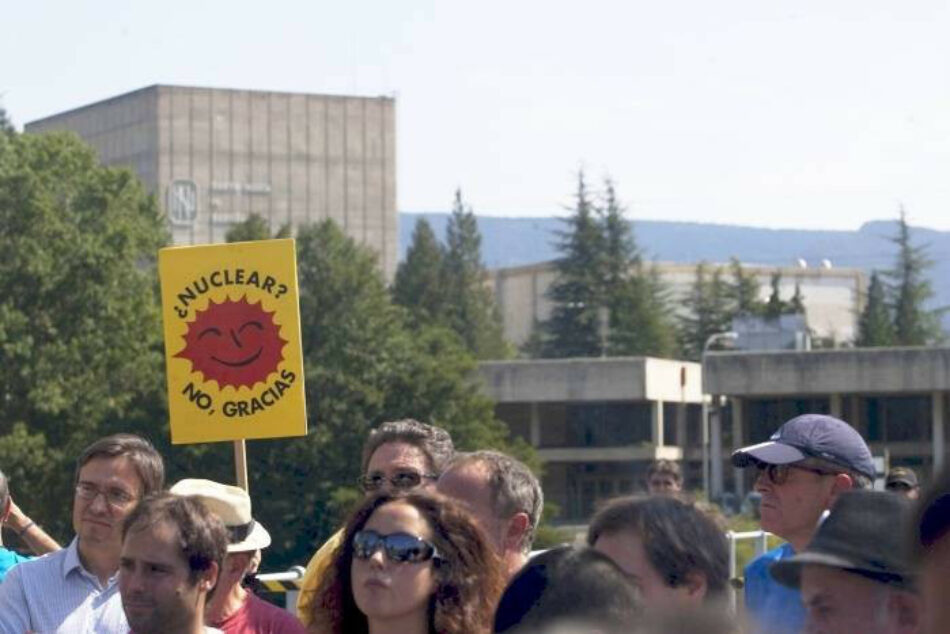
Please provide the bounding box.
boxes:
[0,537,128,634]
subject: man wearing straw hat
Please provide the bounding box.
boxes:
[170,479,306,634]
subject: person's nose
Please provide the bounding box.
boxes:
[87,490,111,514]
[754,470,772,493]
[368,547,387,569]
[121,567,146,594]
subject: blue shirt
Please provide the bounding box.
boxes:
[0,547,32,583]
[0,537,128,634]
[744,543,806,634]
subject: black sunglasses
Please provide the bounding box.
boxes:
[753,461,838,486]
[352,530,440,564]
[358,471,437,492]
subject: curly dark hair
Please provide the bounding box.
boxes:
[308,491,506,634]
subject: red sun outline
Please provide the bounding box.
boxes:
[175,296,287,390]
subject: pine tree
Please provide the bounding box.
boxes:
[0,106,14,136]
[764,272,788,319]
[536,172,606,357]
[599,179,678,357]
[679,262,732,360]
[885,207,944,345]
[789,282,806,314]
[442,190,507,359]
[728,257,763,316]
[392,218,446,326]
[856,271,895,347]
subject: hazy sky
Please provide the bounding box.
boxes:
[4,1,949,230]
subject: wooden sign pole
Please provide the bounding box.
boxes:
[234,439,249,491]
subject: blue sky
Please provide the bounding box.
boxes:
[4,1,949,230]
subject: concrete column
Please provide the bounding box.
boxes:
[652,400,665,446]
[676,403,688,448]
[829,393,842,419]
[732,396,745,499]
[529,402,541,448]
[933,392,945,474]
[711,397,724,499]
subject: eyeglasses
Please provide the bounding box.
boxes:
[357,471,437,493]
[352,530,440,564]
[753,461,838,486]
[75,482,137,509]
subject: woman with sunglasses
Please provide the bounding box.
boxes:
[307,491,505,634]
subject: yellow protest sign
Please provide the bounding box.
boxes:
[159,239,307,444]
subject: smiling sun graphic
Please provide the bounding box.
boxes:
[175,296,287,389]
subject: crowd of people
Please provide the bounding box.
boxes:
[0,413,946,634]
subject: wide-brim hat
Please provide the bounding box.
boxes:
[731,414,875,480]
[771,490,916,591]
[169,478,271,553]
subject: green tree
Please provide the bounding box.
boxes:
[392,218,446,326]
[0,106,13,136]
[679,262,732,360]
[441,190,508,359]
[856,271,895,347]
[224,213,291,242]
[727,257,763,316]
[885,208,944,345]
[535,172,606,357]
[599,180,678,357]
[0,130,168,538]
[763,272,789,319]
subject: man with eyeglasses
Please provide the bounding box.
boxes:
[296,419,454,629]
[731,414,875,634]
[0,433,164,634]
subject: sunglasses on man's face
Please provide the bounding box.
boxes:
[352,529,440,564]
[357,470,437,493]
[753,461,838,486]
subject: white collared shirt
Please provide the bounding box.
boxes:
[0,536,128,634]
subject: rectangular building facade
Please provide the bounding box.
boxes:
[25,85,398,278]
[489,261,866,347]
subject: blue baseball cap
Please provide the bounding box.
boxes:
[731,414,875,480]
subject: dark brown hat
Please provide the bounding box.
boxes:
[771,490,916,591]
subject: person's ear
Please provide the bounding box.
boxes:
[681,570,708,603]
[504,513,530,551]
[202,561,220,593]
[829,473,855,499]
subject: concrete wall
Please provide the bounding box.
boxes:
[26,85,398,279]
[478,357,703,404]
[704,347,950,396]
[489,261,865,347]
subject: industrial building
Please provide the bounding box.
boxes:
[25,85,398,278]
[489,261,866,348]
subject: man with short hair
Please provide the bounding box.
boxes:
[296,419,454,626]
[0,468,60,581]
[588,495,729,611]
[886,467,921,500]
[169,479,306,634]
[646,459,683,496]
[911,468,950,634]
[771,490,920,634]
[119,492,229,634]
[437,450,543,576]
[732,414,875,634]
[0,433,165,634]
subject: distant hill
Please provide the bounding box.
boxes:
[399,213,950,328]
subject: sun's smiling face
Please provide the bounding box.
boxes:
[175,296,287,389]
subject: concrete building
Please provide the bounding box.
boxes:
[703,346,950,499]
[25,85,398,278]
[489,261,865,348]
[478,357,703,522]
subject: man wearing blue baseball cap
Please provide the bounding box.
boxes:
[732,414,875,634]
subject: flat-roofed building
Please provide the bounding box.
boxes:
[479,357,703,522]
[25,85,397,278]
[703,346,950,499]
[489,261,865,348]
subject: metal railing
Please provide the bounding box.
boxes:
[725,529,772,611]
[251,565,306,613]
